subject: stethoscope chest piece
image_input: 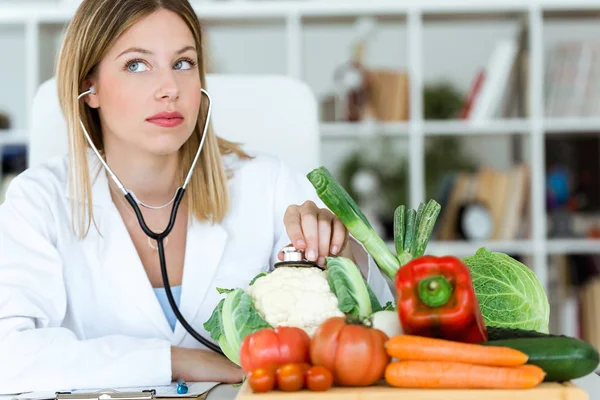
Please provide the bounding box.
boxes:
[274,246,324,270]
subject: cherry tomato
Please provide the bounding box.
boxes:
[240,327,311,374]
[306,366,334,391]
[247,367,276,393]
[299,362,311,375]
[276,363,305,392]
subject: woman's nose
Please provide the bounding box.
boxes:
[155,71,180,100]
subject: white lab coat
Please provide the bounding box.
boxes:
[0,149,394,394]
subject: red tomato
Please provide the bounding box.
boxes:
[299,362,311,375]
[247,367,276,393]
[306,366,333,391]
[239,327,310,373]
[276,363,305,392]
[310,317,390,386]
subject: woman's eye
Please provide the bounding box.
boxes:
[174,60,193,70]
[127,61,148,73]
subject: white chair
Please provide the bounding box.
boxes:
[28,74,321,175]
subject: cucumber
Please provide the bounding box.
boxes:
[483,336,600,382]
[486,326,563,341]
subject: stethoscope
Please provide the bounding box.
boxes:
[77,85,224,355]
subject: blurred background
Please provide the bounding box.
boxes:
[1,0,600,358]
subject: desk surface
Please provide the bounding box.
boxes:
[205,373,600,400]
[3,374,597,400]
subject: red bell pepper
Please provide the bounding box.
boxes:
[395,255,487,344]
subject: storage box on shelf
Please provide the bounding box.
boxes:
[2,0,600,338]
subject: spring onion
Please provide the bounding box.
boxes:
[307,166,442,281]
[395,199,441,270]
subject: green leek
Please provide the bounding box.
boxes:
[396,199,441,268]
[307,167,400,279]
[393,205,405,257]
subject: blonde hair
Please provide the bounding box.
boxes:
[56,0,251,237]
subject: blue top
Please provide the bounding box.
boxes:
[153,285,182,331]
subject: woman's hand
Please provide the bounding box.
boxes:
[171,346,244,383]
[279,200,352,267]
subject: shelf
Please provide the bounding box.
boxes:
[0,131,28,146]
[424,119,531,135]
[1,1,600,24]
[321,118,600,137]
[544,118,600,133]
[320,119,532,138]
[386,240,534,257]
[0,3,287,23]
[320,121,409,138]
[546,239,600,254]
[387,238,600,256]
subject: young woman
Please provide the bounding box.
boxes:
[0,0,393,394]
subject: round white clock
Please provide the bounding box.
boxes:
[458,203,493,241]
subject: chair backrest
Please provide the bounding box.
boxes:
[28,74,321,175]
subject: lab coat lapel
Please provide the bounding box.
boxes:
[173,218,227,345]
[82,162,174,339]
[72,152,229,342]
[100,207,176,339]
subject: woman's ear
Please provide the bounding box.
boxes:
[81,81,100,109]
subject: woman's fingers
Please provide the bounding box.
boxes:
[283,205,306,250]
[330,217,348,256]
[299,202,319,261]
[282,201,349,266]
[317,212,333,266]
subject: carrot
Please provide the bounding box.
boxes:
[385,335,528,367]
[385,361,546,389]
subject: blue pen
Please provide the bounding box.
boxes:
[177,378,188,394]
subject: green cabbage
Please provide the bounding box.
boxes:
[462,248,550,333]
[203,288,271,366]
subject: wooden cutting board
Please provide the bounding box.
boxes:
[235,381,588,400]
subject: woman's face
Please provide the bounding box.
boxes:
[86,9,202,157]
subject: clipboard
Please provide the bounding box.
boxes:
[55,390,156,400]
[12,382,222,400]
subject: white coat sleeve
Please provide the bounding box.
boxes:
[268,157,395,306]
[0,176,172,395]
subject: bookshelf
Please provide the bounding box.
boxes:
[2,0,600,338]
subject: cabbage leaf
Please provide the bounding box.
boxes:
[203,288,271,365]
[462,248,550,333]
[326,256,382,319]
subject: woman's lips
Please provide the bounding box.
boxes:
[146,112,184,128]
[147,118,184,127]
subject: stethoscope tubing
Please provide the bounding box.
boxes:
[79,86,224,355]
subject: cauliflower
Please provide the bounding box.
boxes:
[246,266,344,336]
[203,256,385,366]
